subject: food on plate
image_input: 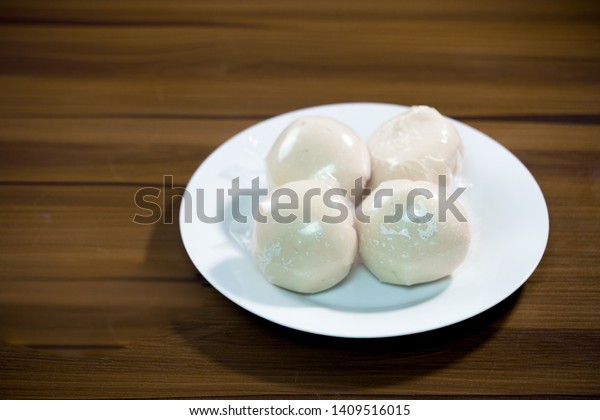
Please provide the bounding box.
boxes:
[251,179,357,293]
[266,116,370,200]
[357,179,470,286]
[368,106,464,187]
[253,107,471,293]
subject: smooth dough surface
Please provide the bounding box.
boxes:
[357,179,470,286]
[251,179,357,293]
[266,116,370,197]
[368,106,464,187]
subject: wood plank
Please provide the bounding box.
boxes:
[0,322,598,398]
[0,118,249,184]
[2,75,598,118]
[2,20,598,62]
[0,18,598,118]
[3,280,600,397]
[0,186,197,281]
[0,120,598,184]
[1,0,598,23]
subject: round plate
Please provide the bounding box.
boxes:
[179,103,549,338]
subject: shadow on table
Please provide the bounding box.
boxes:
[147,191,521,392]
[0,188,203,358]
[174,288,521,393]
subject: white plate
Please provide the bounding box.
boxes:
[179,103,549,338]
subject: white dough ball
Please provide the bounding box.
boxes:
[251,179,357,294]
[266,116,370,198]
[368,106,464,187]
[357,179,470,286]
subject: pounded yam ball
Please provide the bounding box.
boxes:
[251,179,357,293]
[368,106,464,187]
[266,116,370,199]
[357,179,470,286]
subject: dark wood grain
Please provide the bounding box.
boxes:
[0,0,599,399]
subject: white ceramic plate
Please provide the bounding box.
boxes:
[179,103,549,338]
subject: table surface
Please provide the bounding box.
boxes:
[1,0,599,399]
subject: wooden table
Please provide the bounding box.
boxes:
[1,0,599,399]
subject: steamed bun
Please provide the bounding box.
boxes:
[357,179,470,286]
[266,116,370,198]
[368,106,464,187]
[251,179,357,293]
